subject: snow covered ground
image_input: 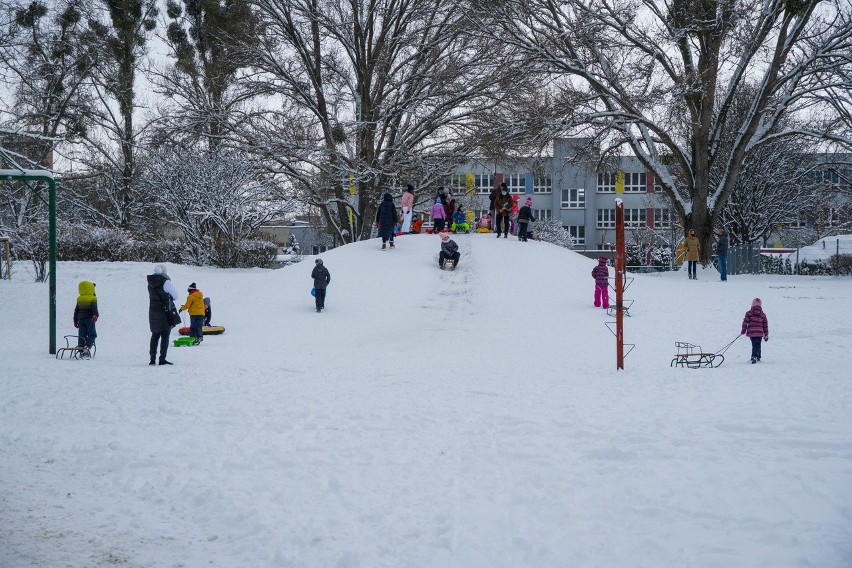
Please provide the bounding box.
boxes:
[785,233,852,263]
[1,233,851,567]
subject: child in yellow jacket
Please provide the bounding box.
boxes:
[179,282,205,345]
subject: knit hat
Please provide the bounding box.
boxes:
[154,264,167,277]
[187,282,197,291]
[525,197,532,206]
[599,257,607,263]
[439,232,450,241]
[315,258,323,265]
[751,298,762,307]
[406,184,414,192]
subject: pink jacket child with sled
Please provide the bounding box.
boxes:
[741,297,769,363]
[591,257,609,309]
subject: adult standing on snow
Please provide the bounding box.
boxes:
[715,228,729,282]
[147,264,179,366]
[311,259,331,312]
[684,228,700,280]
[494,186,513,238]
[401,185,415,233]
[375,192,399,250]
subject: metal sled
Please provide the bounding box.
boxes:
[671,341,724,369]
[56,335,96,360]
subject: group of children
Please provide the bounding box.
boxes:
[590,257,770,363]
[72,275,213,362]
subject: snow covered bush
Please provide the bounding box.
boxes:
[284,234,301,255]
[143,147,291,267]
[214,236,278,269]
[11,222,50,281]
[130,239,189,264]
[535,220,574,248]
[57,223,136,262]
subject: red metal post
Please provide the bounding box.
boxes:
[615,199,625,370]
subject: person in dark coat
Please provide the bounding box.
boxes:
[375,192,399,249]
[715,228,729,281]
[435,186,448,207]
[203,297,212,326]
[741,297,769,363]
[147,264,179,365]
[311,258,331,312]
[438,231,460,269]
[517,196,536,242]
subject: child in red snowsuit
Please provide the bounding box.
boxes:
[591,257,609,309]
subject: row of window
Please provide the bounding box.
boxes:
[447,173,652,195]
[596,208,672,229]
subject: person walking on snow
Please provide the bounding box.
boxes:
[401,185,415,233]
[179,282,206,345]
[311,258,331,312]
[684,229,700,279]
[517,197,536,242]
[741,298,769,363]
[73,280,98,358]
[494,186,513,238]
[430,198,447,233]
[375,192,399,249]
[715,228,729,281]
[591,257,610,309]
[438,231,460,269]
[147,264,179,365]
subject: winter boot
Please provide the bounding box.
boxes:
[750,356,757,364]
[390,241,395,249]
[381,242,386,250]
[149,356,156,366]
[159,359,173,365]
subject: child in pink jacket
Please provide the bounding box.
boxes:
[591,257,609,309]
[741,297,769,363]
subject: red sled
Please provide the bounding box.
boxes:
[179,325,226,336]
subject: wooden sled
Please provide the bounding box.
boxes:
[178,325,225,336]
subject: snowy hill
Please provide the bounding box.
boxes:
[2,233,851,567]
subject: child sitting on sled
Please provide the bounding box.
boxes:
[450,205,470,233]
[476,213,492,233]
[438,232,460,269]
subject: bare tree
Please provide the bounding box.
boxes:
[143,146,294,265]
[0,0,98,227]
[243,0,505,243]
[474,0,852,262]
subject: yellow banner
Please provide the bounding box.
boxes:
[616,171,624,194]
[466,173,474,196]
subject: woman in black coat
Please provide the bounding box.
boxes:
[147,264,179,365]
[375,192,399,250]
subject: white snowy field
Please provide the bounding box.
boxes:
[1,233,851,568]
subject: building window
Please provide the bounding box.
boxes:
[597,208,615,228]
[505,173,526,194]
[533,175,552,194]
[560,188,585,208]
[474,174,493,194]
[653,208,671,228]
[597,172,617,193]
[624,208,646,226]
[447,174,466,194]
[597,171,647,192]
[532,208,552,220]
[624,172,647,192]
[566,225,585,245]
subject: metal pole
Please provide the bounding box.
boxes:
[615,199,625,370]
[49,178,56,354]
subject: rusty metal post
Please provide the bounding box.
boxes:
[615,199,625,370]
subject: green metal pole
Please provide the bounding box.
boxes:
[48,178,56,355]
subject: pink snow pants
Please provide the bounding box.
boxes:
[594,284,609,308]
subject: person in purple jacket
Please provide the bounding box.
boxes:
[591,257,609,309]
[741,297,769,363]
[430,198,447,233]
